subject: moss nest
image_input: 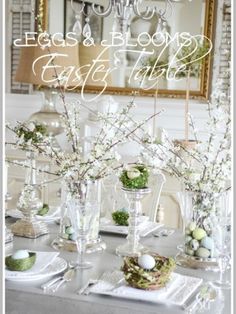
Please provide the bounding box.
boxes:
[121,254,176,290]
[5,252,36,271]
[120,165,149,189]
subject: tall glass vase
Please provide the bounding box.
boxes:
[52,179,106,253]
[11,151,48,238]
[176,190,227,270]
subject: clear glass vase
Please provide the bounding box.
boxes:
[52,179,106,253]
[176,190,230,270]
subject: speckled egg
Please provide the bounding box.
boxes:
[185,235,192,244]
[127,168,141,179]
[185,228,191,235]
[196,247,210,258]
[188,222,197,232]
[200,236,214,250]
[12,250,29,260]
[69,233,77,241]
[185,247,194,256]
[65,226,75,235]
[192,228,207,240]
[190,239,200,251]
[138,254,156,270]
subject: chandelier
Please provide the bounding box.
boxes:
[71,0,185,39]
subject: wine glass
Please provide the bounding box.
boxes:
[68,197,97,269]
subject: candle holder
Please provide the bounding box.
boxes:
[116,187,151,257]
[11,152,49,238]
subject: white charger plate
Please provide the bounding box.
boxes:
[5,257,67,282]
[6,206,60,222]
[90,271,203,307]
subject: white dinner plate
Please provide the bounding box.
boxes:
[99,220,164,237]
[6,206,60,222]
[5,257,67,282]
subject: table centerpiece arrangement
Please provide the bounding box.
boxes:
[140,79,231,270]
[6,41,161,261]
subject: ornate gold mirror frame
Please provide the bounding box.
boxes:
[35,0,216,100]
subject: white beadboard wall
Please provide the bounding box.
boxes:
[5,92,209,140]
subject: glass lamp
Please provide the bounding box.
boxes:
[14,40,81,147]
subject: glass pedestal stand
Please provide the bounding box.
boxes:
[11,152,49,238]
[116,187,151,257]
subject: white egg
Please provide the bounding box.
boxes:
[12,250,29,260]
[127,168,141,179]
[138,254,156,270]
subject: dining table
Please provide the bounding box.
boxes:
[5,218,231,314]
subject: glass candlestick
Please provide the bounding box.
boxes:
[11,151,49,238]
[116,187,151,257]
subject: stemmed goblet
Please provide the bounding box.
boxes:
[68,196,97,269]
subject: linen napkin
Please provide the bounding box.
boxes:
[5,251,59,278]
[89,270,203,307]
[100,219,163,237]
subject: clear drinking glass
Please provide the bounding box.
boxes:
[67,195,97,269]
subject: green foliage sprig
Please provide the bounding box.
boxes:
[15,123,47,144]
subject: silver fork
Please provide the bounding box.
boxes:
[77,279,100,295]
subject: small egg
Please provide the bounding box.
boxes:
[196,247,210,258]
[188,221,197,232]
[65,226,74,235]
[69,233,77,241]
[189,239,199,251]
[185,247,194,256]
[185,235,192,244]
[201,236,214,250]
[12,250,29,260]
[127,168,141,179]
[185,228,191,235]
[192,228,206,240]
[138,254,156,270]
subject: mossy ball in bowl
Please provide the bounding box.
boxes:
[120,165,149,189]
[5,251,36,271]
[121,254,176,290]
